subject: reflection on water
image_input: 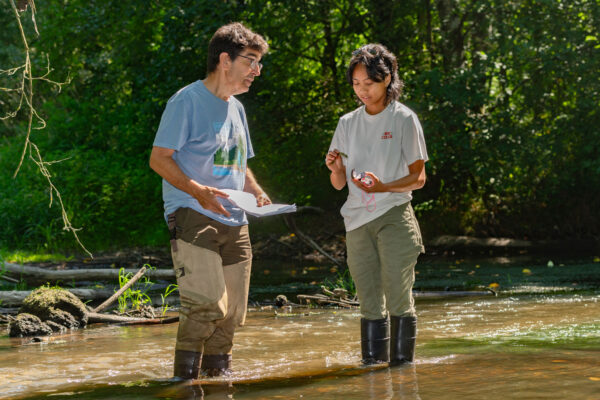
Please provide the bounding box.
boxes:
[1,294,599,399]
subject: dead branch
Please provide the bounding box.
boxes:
[92,265,147,313]
[0,274,19,283]
[283,214,343,267]
[297,294,358,308]
[6,0,87,257]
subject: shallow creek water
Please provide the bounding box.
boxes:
[1,291,599,399]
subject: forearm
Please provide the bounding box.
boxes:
[150,146,231,216]
[149,148,203,197]
[382,171,426,193]
[244,168,266,196]
[244,168,271,206]
[330,170,347,190]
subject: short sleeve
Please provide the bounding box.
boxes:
[153,95,191,151]
[401,113,428,166]
[328,118,347,166]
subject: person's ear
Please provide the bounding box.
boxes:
[385,74,391,87]
[219,52,231,70]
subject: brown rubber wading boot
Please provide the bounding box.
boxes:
[200,354,232,377]
[390,315,417,366]
[173,349,202,380]
[360,317,390,365]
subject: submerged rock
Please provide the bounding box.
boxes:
[46,320,67,333]
[275,294,288,307]
[8,287,88,337]
[46,308,80,329]
[21,287,88,326]
[9,313,53,337]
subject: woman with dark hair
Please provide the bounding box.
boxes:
[325,44,428,366]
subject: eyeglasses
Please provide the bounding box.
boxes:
[352,47,378,57]
[237,54,263,71]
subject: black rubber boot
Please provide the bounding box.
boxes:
[200,354,232,377]
[173,349,202,380]
[390,315,417,366]
[360,317,390,364]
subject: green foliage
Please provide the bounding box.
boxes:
[160,283,179,316]
[322,268,356,297]
[1,0,599,254]
[116,266,152,313]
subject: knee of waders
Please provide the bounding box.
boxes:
[176,310,223,351]
[180,297,228,322]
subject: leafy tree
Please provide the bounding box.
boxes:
[1,0,598,253]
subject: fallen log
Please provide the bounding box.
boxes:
[0,288,180,309]
[428,235,533,250]
[2,262,174,283]
[87,312,179,325]
[0,308,19,316]
[426,235,599,254]
[122,316,179,326]
[0,288,114,306]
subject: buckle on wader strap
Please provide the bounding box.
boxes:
[167,212,178,252]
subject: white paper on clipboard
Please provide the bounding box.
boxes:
[222,189,296,217]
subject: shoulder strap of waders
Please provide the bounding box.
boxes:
[167,212,178,252]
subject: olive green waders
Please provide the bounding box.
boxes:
[346,203,423,365]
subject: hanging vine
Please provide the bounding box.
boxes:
[1,0,91,258]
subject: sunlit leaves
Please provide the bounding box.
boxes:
[1,0,599,249]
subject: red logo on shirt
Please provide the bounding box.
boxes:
[381,132,393,139]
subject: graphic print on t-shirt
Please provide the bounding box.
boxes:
[361,191,376,212]
[212,120,246,176]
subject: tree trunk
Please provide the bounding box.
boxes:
[3,263,174,284]
[436,0,465,71]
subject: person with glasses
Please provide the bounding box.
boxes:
[325,44,428,366]
[150,22,270,380]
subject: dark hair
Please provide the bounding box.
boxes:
[346,43,403,104]
[207,22,269,74]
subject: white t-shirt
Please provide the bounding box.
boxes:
[328,101,428,232]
